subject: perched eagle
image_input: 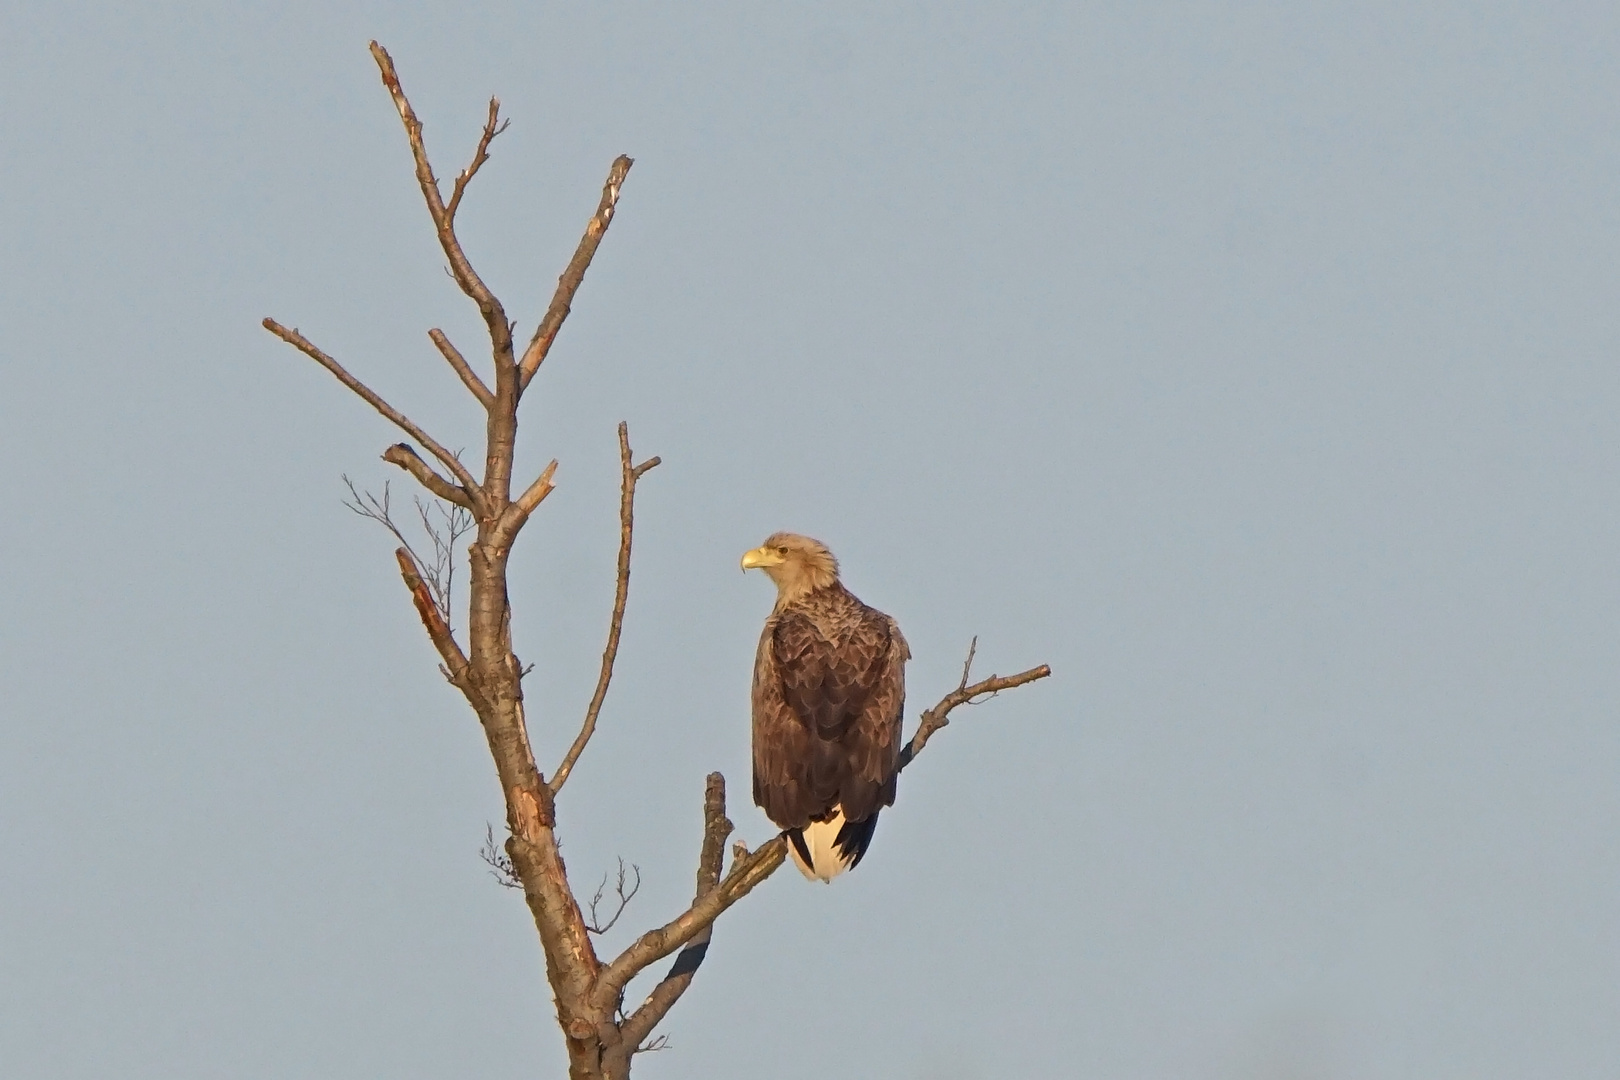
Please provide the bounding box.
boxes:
[741,533,909,882]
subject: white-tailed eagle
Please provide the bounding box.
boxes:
[741,533,909,882]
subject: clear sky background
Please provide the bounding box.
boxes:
[3,3,1618,1078]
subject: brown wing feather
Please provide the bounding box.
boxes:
[751,586,908,830]
[839,613,908,822]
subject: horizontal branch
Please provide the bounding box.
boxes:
[428,328,494,408]
[549,423,659,794]
[518,155,634,391]
[382,443,473,509]
[898,639,1051,771]
[262,318,485,512]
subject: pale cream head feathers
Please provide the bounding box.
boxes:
[740,532,840,604]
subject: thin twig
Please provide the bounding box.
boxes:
[343,478,436,601]
[549,423,660,794]
[585,859,642,935]
[262,318,485,510]
[414,496,474,621]
[428,328,494,408]
[633,1035,670,1055]
[480,824,522,889]
[517,156,634,391]
[445,98,509,223]
[345,478,470,624]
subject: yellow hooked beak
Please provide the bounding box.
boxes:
[740,546,784,572]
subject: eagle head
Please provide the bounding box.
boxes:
[740,532,840,602]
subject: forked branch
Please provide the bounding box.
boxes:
[586,859,643,936]
[591,834,787,1013]
[550,423,661,794]
[616,773,733,1052]
[369,40,515,365]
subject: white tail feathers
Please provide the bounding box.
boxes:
[788,808,855,883]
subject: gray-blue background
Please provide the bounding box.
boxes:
[4,3,1617,1078]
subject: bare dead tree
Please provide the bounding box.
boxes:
[262,42,1051,1080]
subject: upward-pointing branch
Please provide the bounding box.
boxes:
[369,41,516,370]
[518,156,634,392]
[551,423,661,794]
[613,773,733,1062]
[445,97,509,224]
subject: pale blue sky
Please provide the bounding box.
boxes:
[4,3,1619,1078]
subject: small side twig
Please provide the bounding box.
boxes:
[344,478,471,624]
[445,97,509,223]
[415,495,474,620]
[344,478,432,593]
[633,1035,670,1055]
[550,423,660,794]
[480,824,522,889]
[585,858,642,935]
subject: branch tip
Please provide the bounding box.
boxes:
[518,156,636,388]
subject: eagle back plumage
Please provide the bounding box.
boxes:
[751,582,909,835]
